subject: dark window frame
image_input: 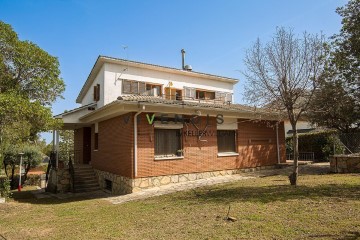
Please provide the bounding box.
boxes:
[154,128,183,158]
[217,130,237,153]
[93,84,100,101]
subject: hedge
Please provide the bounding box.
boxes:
[286,130,345,162]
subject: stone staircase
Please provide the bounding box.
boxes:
[73,165,100,193]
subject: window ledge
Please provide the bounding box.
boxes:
[154,156,184,161]
[218,152,239,157]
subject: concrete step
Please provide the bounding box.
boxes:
[71,165,101,193]
[74,179,98,184]
[75,182,99,188]
[74,179,98,185]
[73,164,93,169]
[75,186,101,193]
[74,172,95,178]
[74,175,97,180]
[74,169,95,173]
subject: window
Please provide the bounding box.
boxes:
[154,129,182,158]
[165,88,182,100]
[146,84,162,96]
[122,80,146,94]
[196,90,215,100]
[94,133,99,150]
[105,179,112,191]
[217,130,236,153]
[93,84,100,101]
[184,87,196,99]
[215,92,233,103]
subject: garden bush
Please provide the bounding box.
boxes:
[286,130,345,161]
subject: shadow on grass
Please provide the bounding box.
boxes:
[306,231,360,240]
[11,189,111,205]
[178,181,360,204]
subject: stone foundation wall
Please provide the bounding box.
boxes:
[94,169,133,195]
[46,168,72,193]
[330,154,360,173]
[95,165,276,194]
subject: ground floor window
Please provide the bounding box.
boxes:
[217,130,236,153]
[154,129,182,158]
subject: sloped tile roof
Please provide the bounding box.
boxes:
[117,95,276,115]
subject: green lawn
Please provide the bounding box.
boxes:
[1,173,360,240]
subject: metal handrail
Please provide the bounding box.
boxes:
[286,152,315,161]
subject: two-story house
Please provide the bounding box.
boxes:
[55,53,286,194]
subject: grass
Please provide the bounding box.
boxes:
[0,173,360,240]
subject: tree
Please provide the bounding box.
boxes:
[3,144,43,189]
[58,130,75,162]
[0,21,65,105]
[332,0,360,96]
[243,27,327,185]
[0,21,64,164]
[308,79,359,133]
[308,0,360,132]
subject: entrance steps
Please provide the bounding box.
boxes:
[73,165,100,193]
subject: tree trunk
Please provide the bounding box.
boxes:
[10,165,15,189]
[289,122,299,186]
[22,162,31,185]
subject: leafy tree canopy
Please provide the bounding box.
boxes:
[0,21,65,105]
[0,21,64,162]
[309,0,360,133]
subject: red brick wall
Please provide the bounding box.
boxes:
[88,112,286,179]
[136,113,286,178]
[237,119,286,168]
[74,128,84,164]
[91,113,134,178]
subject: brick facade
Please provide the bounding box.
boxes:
[76,112,286,185]
[136,113,286,178]
[90,113,134,178]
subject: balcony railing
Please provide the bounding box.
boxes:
[133,93,232,105]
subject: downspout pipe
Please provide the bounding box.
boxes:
[134,106,145,177]
[276,122,281,164]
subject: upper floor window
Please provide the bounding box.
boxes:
[183,87,232,103]
[165,87,182,100]
[184,87,196,99]
[146,84,162,96]
[122,80,146,94]
[196,90,215,100]
[93,84,100,101]
[122,79,163,96]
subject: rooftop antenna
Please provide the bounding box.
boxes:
[116,45,129,81]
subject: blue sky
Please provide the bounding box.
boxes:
[0,0,346,141]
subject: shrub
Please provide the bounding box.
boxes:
[286,130,345,161]
[0,177,12,200]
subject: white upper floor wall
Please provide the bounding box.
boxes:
[77,56,238,108]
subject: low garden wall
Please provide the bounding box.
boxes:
[330,154,360,173]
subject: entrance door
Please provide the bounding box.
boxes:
[83,127,92,164]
